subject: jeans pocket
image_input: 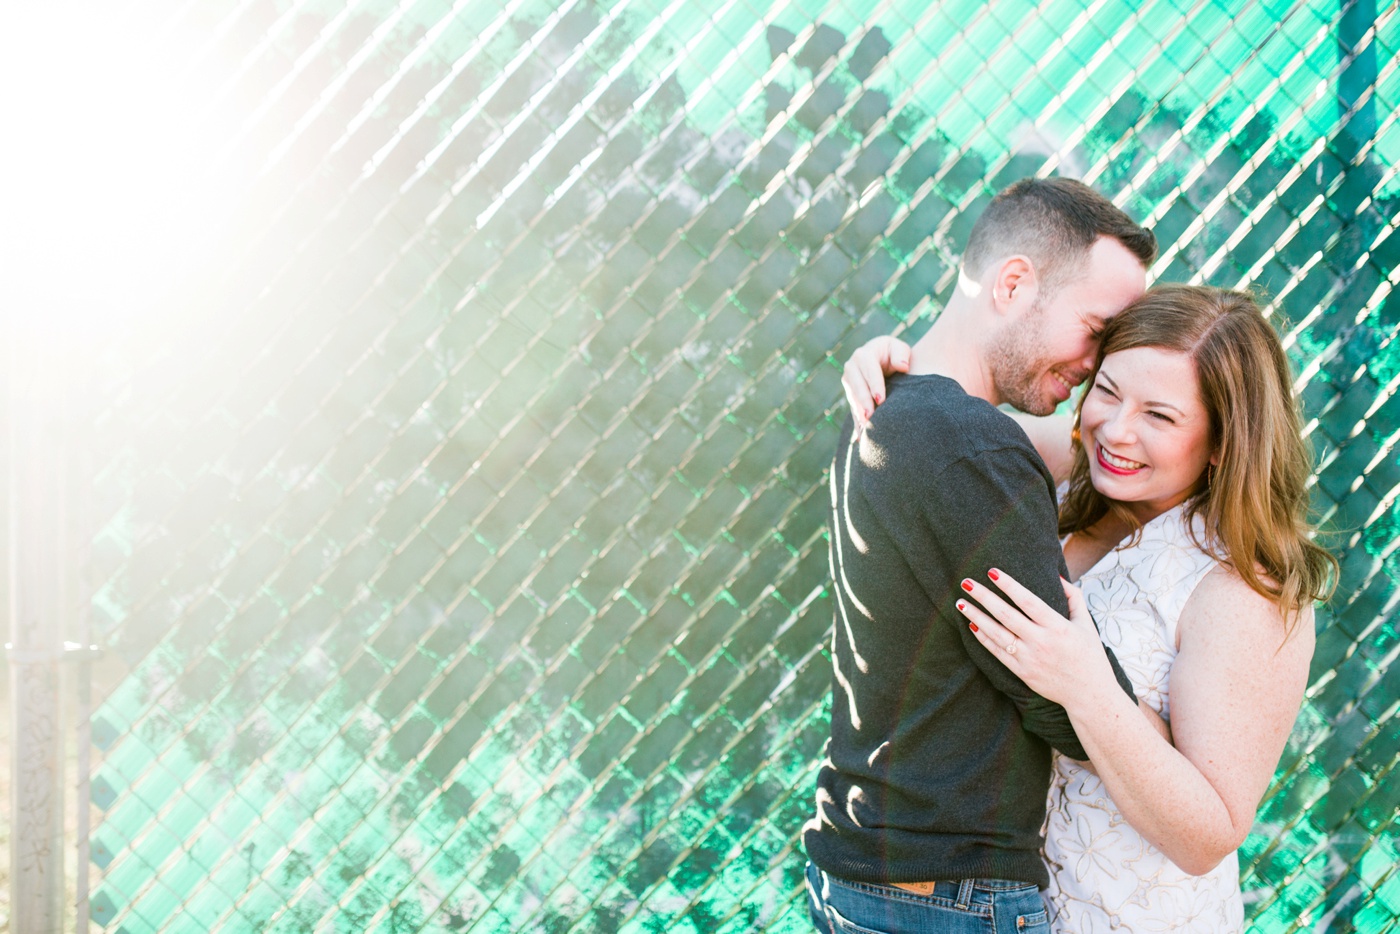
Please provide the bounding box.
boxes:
[1014,907,1049,932]
[826,901,894,934]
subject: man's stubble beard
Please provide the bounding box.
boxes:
[987,298,1058,416]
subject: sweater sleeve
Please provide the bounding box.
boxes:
[920,447,1093,759]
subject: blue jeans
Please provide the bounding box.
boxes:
[805,862,1050,934]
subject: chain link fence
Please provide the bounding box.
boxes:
[4,0,1397,931]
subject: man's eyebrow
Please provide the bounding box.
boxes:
[1100,370,1186,415]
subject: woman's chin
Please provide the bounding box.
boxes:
[1087,466,1132,498]
[1087,473,1151,512]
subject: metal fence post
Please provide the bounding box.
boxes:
[7,330,68,934]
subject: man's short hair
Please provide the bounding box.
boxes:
[961,178,1157,293]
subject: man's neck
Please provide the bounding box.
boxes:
[907,312,999,405]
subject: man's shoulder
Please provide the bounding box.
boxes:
[872,375,1040,466]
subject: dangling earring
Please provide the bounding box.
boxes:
[1206,463,1216,488]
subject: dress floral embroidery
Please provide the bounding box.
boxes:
[1043,505,1244,933]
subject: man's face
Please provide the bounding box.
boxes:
[989,237,1147,415]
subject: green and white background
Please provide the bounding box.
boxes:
[2,0,1397,931]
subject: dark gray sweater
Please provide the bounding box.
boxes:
[804,373,1132,889]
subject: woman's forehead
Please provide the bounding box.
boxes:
[1098,347,1204,402]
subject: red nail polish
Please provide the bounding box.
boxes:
[988,569,1000,581]
[969,622,979,633]
[956,600,967,611]
[961,579,973,592]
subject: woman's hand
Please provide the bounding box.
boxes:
[956,570,1118,710]
[842,335,912,427]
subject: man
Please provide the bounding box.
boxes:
[802,178,1157,932]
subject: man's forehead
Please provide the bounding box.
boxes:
[1076,276,1146,321]
[1082,238,1149,293]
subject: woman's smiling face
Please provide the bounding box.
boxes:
[1080,346,1218,523]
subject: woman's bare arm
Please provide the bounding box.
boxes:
[1008,413,1076,484]
[962,566,1312,875]
[1091,569,1313,873]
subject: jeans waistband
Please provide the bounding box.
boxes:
[850,876,982,909]
[838,874,1037,909]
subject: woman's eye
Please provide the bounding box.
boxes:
[1094,382,1115,397]
[1148,411,1174,423]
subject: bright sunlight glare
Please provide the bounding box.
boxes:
[0,5,248,338]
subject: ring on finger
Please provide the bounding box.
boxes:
[1005,638,1018,655]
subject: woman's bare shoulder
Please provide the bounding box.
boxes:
[1182,564,1315,656]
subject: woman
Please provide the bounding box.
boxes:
[843,285,1335,932]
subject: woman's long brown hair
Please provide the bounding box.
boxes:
[1059,285,1337,632]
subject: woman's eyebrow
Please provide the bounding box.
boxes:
[1102,370,1186,415]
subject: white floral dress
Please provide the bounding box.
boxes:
[1043,505,1244,933]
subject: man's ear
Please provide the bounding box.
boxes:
[991,255,1037,315]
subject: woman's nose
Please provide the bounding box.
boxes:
[1098,411,1135,445]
